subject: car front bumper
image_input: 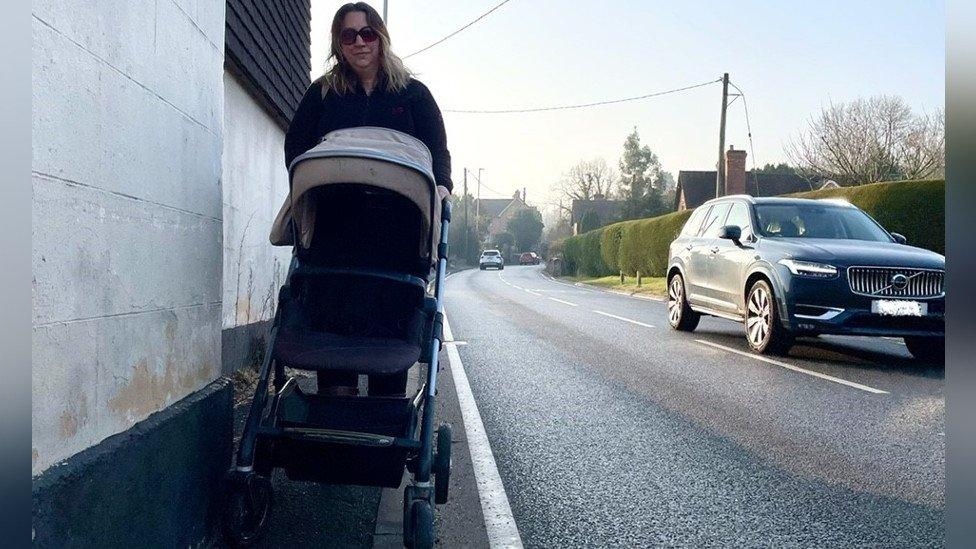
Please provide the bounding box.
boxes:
[778,267,945,338]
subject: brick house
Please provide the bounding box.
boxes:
[675,146,817,210]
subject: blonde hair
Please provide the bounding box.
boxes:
[320,2,412,96]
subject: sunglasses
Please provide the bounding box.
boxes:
[340,26,379,46]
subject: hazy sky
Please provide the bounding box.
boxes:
[309,1,945,212]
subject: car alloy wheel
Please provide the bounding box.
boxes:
[746,284,772,348]
[745,280,793,354]
[667,277,684,326]
[667,274,700,331]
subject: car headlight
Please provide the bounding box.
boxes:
[778,259,837,277]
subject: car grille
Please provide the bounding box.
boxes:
[847,267,944,298]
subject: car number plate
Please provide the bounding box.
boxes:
[871,300,927,316]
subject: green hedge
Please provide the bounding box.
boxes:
[616,210,694,277]
[562,228,613,277]
[559,179,945,277]
[599,224,624,271]
[789,179,944,254]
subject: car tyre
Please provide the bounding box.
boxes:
[904,336,945,364]
[745,279,793,355]
[479,266,485,270]
[667,273,700,332]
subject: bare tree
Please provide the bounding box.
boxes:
[898,107,945,180]
[551,158,617,203]
[787,96,944,185]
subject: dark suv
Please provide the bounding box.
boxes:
[666,196,945,362]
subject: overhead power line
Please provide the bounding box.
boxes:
[443,78,723,114]
[727,80,760,193]
[403,0,514,59]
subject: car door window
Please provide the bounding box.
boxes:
[725,202,754,240]
[700,203,732,239]
[681,206,710,237]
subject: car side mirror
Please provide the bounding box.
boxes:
[890,232,907,245]
[719,225,742,242]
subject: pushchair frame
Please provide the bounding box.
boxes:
[223,128,453,548]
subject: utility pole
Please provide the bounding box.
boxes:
[473,168,484,250]
[716,72,729,199]
[463,168,469,261]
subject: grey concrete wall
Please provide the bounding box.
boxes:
[31,0,225,476]
[221,72,292,335]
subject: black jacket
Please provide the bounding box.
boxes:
[284,77,453,192]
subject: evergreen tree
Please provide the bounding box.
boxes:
[506,209,544,252]
[617,128,672,220]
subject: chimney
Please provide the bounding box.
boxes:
[725,145,747,196]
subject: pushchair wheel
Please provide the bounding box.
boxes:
[409,500,434,549]
[222,470,273,547]
[434,424,452,505]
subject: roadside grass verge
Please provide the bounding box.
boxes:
[567,275,667,298]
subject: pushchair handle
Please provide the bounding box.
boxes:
[441,197,452,222]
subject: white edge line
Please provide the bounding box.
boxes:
[592,310,654,328]
[695,339,888,394]
[512,285,523,290]
[524,289,542,296]
[547,297,578,307]
[442,315,524,548]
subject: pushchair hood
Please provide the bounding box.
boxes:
[270,127,445,263]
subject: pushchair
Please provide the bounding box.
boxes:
[223,127,453,548]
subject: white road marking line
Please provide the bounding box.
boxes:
[442,315,524,548]
[592,310,655,328]
[696,340,888,395]
[524,289,542,296]
[547,297,578,307]
[512,285,523,290]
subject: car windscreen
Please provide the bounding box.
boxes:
[483,251,499,256]
[755,203,892,242]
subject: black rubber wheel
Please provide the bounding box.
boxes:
[222,471,273,547]
[745,279,794,355]
[667,273,700,331]
[479,266,485,270]
[499,265,504,270]
[904,336,945,364]
[434,424,452,505]
[403,489,414,548]
[410,500,435,549]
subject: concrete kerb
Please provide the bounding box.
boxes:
[372,265,469,547]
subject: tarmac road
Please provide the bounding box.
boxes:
[442,264,944,547]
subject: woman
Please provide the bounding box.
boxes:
[285,2,452,397]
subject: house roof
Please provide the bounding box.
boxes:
[675,171,718,210]
[676,171,815,210]
[475,198,515,219]
[571,199,625,225]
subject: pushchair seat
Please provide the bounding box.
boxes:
[273,267,434,375]
[274,326,422,374]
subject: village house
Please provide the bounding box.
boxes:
[475,190,541,244]
[675,146,817,210]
